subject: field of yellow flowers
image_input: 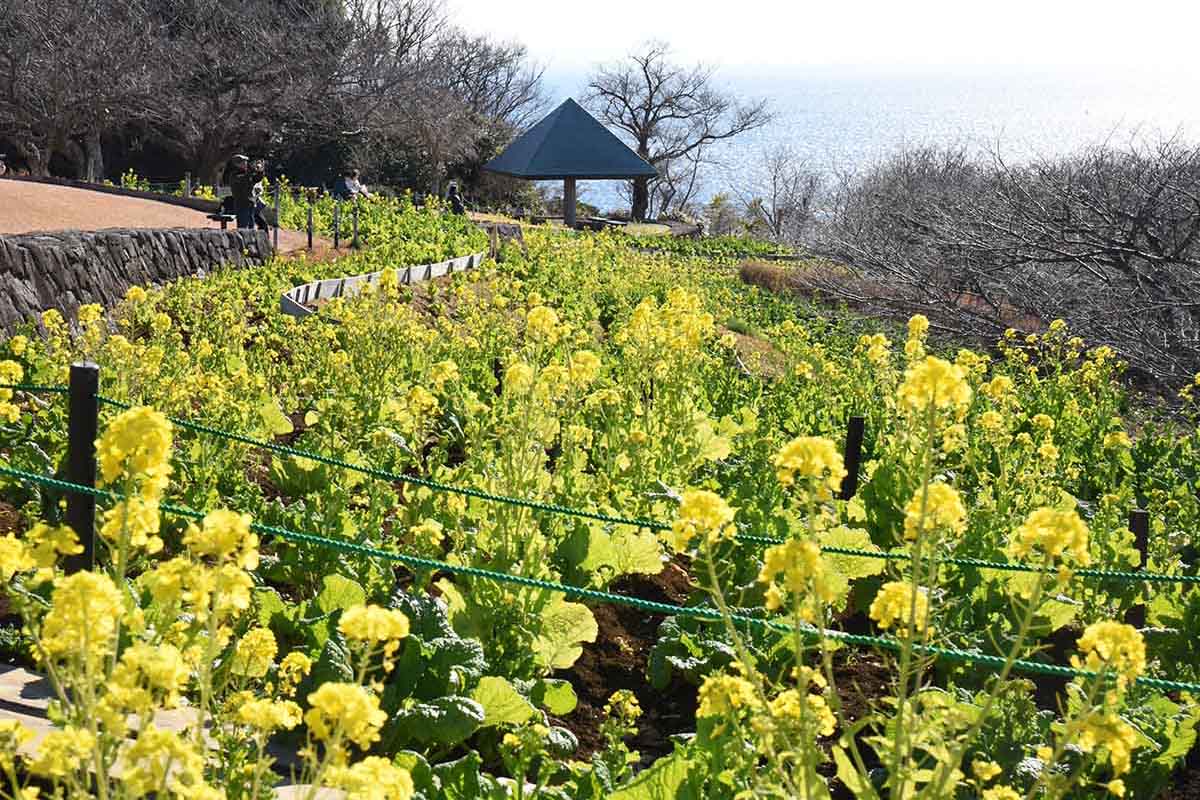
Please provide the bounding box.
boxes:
[2,198,1200,799]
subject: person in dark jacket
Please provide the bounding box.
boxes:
[446,183,466,215]
[332,168,370,201]
[228,155,256,229]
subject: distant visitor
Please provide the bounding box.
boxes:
[333,168,370,201]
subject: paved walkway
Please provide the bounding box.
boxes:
[0,180,323,254]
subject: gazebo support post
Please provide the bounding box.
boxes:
[563,177,577,229]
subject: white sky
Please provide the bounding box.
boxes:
[454,0,1200,76]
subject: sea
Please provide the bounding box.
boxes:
[543,65,1200,215]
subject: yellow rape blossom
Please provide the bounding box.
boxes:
[697,673,761,717]
[41,571,124,664]
[898,356,972,413]
[28,727,95,779]
[869,581,932,638]
[773,435,846,497]
[326,756,415,800]
[1072,622,1145,691]
[1008,507,1090,565]
[982,787,1021,800]
[1067,708,1138,775]
[231,627,277,678]
[237,698,303,732]
[183,509,258,569]
[666,489,735,552]
[305,682,387,750]
[903,482,967,541]
[95,406,173,490]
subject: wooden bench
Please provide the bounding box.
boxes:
[207,212,236,230]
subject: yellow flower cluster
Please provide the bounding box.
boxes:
[1067,707,1139,775]
[1008,507,1091,565]
[237,698,303,733]
[231,627,278,678]
[40,571,125,666]
[697,673,761,717]
[120,726,210,798]
[903,482,967,541]
[772,436,847,498]
[666,489,736,552]
[758,539,838,616]
[869,581,932,638]
[338,604,411,669]
[28,726,95,779]
[982,787,1021,800]
[305,682,387,750]
[100,495,164,555]
[767,688,836,736]
[278,651,313,696]
[603,689,643,724]
[326,756,415,800]
[183,509,259,569]
[897,356,972,413]
[526,305,561,344]
[1073,621,1145,691]
[858,332,891,366]
[0,359,23,423]
[95,406,173,495]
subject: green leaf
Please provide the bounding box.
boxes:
[820,526,887,580]
[532,595,598,670]
[609,752,691,800]
[387,696,484,748]
[472,676,537,727]
[610,529,665,577]
[432,752,503,800]
[259,399,294,436]
[313,574,366,615]
[394,751,436,797]
[532,678,578,715]
[833,745,880,799]
[297,632,353,699]
[254,587,287,629]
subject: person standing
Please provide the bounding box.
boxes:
[228,155,256,229]
[446,183,466,215]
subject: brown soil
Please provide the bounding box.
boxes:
[556,561,696,765]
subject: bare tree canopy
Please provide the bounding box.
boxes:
[584,41,771,221]
[812,138,1200,390]
[0,0,545,195]
[734,144,823,245]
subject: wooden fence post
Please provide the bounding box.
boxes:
[63,362,99,574]
[184,171,192,197]
[307,203,314,251]
[1125,508,1150,628]
[840,415,866,501]
[352,202,359,249]
[333,202,341,249]
[273,181,281,251]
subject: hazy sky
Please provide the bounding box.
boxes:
[456,0,1200,76]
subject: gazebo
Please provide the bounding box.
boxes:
[483,98,657,228]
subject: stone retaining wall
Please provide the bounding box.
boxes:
[0,228,270,330]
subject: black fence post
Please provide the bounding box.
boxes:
[307,203,314,251]
[63,362,99,574]
[352,202,359,249]
[333,202,341,249]
[840,415,866,501]
[1124,508,1150,628]
[272,181,281,252]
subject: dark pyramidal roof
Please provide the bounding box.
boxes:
[483,98,657,181]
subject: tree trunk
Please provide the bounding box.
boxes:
[631,177,650,221]
[84,130,104,183]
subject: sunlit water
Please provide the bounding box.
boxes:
[543,65,1200,214]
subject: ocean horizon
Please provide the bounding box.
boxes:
[543,64,1200,215]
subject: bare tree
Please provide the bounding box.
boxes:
[812,138,1200,390]
[734,144,824,245]
[0,0,158,177]
[584,41,771,221]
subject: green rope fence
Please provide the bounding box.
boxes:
[0,462,1197,694]
[4,383,1199,585]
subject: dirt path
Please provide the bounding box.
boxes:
[0,179,324,254]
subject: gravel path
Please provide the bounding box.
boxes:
[0,179,319,253]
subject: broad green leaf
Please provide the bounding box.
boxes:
[313,574,366,615]
[472,676,536,727]
[1035,598,1078,631]
[833,746,879,799]
[388,696,484,747]
[303,410,320,426]
[820,526,887,580]
[609,752,691,800]
[432,752,503,800]
[580,529,618,575]
[532,596,598,670]
[532,678,578,715]
[611,529,665,576]
[253,587,287,629]
[259,399,294,436]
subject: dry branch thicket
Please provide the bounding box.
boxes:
[798,141,1200,391]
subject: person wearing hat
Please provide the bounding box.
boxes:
[228,154,257,229]
[446,182,466,215]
